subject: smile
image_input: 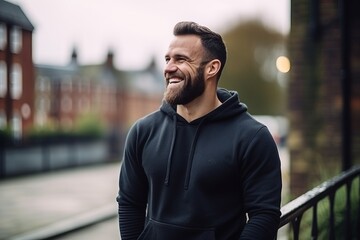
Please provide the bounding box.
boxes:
[168,78,183,84]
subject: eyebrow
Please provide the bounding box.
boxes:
[165,53,192,61]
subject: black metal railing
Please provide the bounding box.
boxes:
[277,165,360,240]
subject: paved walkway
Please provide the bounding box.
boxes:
[0,162,122,240]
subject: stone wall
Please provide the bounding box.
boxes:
[1,140,110,178]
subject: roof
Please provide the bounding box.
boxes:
[125,70,164,95]
[36,64,78,81]
[0,0,34,31]
[123,57,164,94]
[35,51,163,94]
[80,64,127,88]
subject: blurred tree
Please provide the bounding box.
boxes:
[220,20,288,115]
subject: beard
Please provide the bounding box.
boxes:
[164,65,205,105]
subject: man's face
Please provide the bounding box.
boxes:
[164,35,207,105]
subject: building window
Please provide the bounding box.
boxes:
[61,95,72,112]
[36,77,45,91]
[0,110,6,129]
[12,112,22,139]
[0,23,6,50]
[37,76,51,92]
[0,61,7,97]
[61,80,72,92]
[10,26,22,53]
[38,97,46,112]
[11,63,22,99]
[37,97,51,113]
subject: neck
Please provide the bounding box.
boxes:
[177,89,221,122]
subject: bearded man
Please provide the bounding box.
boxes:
[117,21,282,240]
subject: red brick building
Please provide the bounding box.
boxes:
[0,0,35,139]
[35,49,163,139]
[1,0,164,143]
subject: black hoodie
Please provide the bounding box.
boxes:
[117,88,282,240]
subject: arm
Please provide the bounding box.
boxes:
[240,127,282,239]
[116,124,148,240]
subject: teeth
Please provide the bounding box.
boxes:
[169,78,182,84]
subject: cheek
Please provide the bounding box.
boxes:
[181,64,198,77]
[183,69,197,81]
[173,70,190,82]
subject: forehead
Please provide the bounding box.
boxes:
[166,35,204,58]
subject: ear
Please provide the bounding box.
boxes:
[205,59,221,79]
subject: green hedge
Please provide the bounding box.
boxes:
[1,114,107,145]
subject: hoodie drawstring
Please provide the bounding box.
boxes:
[164,115,177,186]
[164,115,206,189]
[183,120,204,190]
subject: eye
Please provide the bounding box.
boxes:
[177,58,186,63]
[175,56,189,64]
[165,57,170,63]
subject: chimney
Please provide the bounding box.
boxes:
[69,47,78,66]
[106,49,114,68]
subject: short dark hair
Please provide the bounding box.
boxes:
[173,21,227,80]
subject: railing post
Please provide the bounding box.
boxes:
[328,191,335,240]
[292,214,302,240]
[358,176,360,239]
[345,181,352,239]
[311,204,318,240]
[279,166,360,238]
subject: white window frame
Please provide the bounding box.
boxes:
[0,61,7,97]
[11,63,22,99]
[61,95,72,112]
[10,26,22,53]
[12,112,22,139]
[0,23,7,50]
[0,110,6,129]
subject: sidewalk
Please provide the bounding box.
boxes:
[0,162,121,240]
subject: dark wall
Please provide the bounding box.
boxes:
[288,0,360,197]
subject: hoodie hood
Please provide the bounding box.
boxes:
[160,88,247,122]
[159,88,247,189]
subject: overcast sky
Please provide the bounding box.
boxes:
[8,0,290,70]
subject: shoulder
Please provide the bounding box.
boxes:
[135,109,165,128]
[233,112,267,134]
[127,109,166,137]
[229,113,275,148]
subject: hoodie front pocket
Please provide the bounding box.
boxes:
[138,218,216,240]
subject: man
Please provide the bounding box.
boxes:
[117,21,282,239]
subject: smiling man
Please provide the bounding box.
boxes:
[117,21,282,240]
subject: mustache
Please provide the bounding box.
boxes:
[165,74,184,81]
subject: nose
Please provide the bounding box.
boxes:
[164,60,177,76]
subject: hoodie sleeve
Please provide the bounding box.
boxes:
[116,123,148,240]
[239,126,282,239]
